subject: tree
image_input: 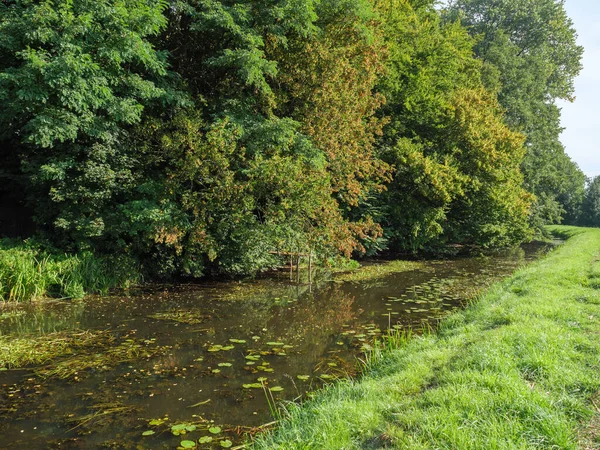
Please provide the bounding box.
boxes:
[0,0,175,247]
[373,0,532,251]
[581,176,600,227]
[444,0,586,225]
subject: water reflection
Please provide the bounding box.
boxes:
[0,242,554,449]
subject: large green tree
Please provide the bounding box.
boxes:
[444,0,585,225]
[373,0,532,251]
[0,0,175,247]
[581,176,600,228]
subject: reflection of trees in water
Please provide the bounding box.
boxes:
[263,286,358,360]
[0,301,86,336]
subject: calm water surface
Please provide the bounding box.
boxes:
[0,243,555,449]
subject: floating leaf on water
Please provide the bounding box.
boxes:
[282,345,293,349]
[180,440,196,448]
[336,341,344,345]
[297,375,310,381]
[222,345,235,351]
[199,436,213,444]
[172,423,197,435]
[229,339,246,344]
[142,430,155,436]
[243,383,263,389]
[320,374,334,380]
[327,362,338,367]
[246,361,256,365]
[252,336,260,341]
[220,440,233,448]
[212,369,221,374]
[207,346,222,352]
[269,386,284,392]
[245,355,260,361]
[218,363,232,367]
[149,418,165,426]
[266,342,285,346]
[194,357,205,362]
[208,426,222,434]
[257,377,268,382]
[275,352,287,356]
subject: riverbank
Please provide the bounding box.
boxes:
[252,225,600,449]
[0,239,140,302]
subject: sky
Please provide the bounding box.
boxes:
[558,0,600,179]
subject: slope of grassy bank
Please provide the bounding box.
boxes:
[0,239,140,302]
[253,226,600,449]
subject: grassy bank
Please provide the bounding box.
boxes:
[252,226,600,449]
[0,239,140,302]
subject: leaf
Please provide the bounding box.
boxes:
[208,426,222,434]
[266,342,285,346]
[243,383,263,389]
[199,436,213,444]
[218,362,232,367]
[220,440,233,448]
[180,440,196,448]
[142,430,155,436]
[297,375,310,381]
[149,418,165,426]
[269,386,284,392]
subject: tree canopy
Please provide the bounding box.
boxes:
[0,0,584,277]
[444,0,586,226]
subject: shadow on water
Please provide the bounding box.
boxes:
[0,242,556,448]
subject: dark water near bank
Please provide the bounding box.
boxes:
[0,243,555,449]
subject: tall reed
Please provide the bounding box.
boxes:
[0,239,141,302]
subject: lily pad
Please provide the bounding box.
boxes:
[142,430,155,436]
[172,423,197,436]
[149,418,165,426]
[199,436,213,444]
[297,375,310,381]
[220,440,233,448]
[243,383,263,389]
[208,426,222,434]
[269,386,284,392]
[229,339,246,344]
[266,342,285,346]
[180,440,196,448]
[245,355,260,361]
[218,362,232,367]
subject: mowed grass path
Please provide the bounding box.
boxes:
[252,226,600,449]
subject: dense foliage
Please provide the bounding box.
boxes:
[0,0,584,278]
[581,176,600,228]
[444,0,586,226]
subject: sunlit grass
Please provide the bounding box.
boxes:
[252,226,600,449]
[0,239,141,302]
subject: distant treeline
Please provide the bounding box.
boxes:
[0,0,587,277]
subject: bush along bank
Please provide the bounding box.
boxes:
[252,225,600,449]
[0,239,140,302]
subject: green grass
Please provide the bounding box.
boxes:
[0,239,141,302]
[252,226,600,449]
